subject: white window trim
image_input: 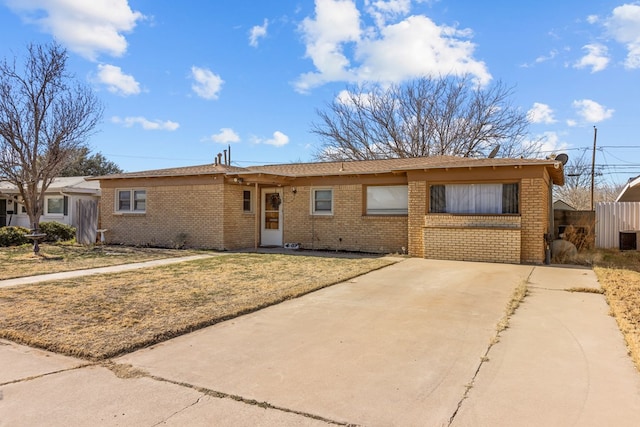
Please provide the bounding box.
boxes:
[115,189,146,213]
[242,189,254,213]
[311,187,333,216]
[44,195,65,216]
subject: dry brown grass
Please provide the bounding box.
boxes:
[0,244,196,279]
[592,250,640,371]
[551,248,640,371]
[0,253,395,360]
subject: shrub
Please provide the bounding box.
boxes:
[39,221,76,242]
[0,226,30,246]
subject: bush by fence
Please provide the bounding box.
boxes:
[39,222,76,242]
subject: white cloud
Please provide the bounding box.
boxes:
[297,0,362,91]
[538,131,569,153]
[335,89,376,108]
[527,103,556,124]
[365,0,411,27]
[5,0,144,60]
[255,131,290,147]
[574,44,610,72]
[572,99,614,123]
[208,128,240,144]
[587,14,599,24]
[523,131,568,155]
[535,49,558,64]
[296,0,490,92]
[605,3,640,69]
[357,15,490,85]
[112,116,179,131]
[249,19,268,47]
[190,66,224,100]
[96,64,140,96]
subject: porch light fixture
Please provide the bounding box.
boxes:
[234,177,244,184]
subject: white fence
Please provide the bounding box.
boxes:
[595,202,640,249]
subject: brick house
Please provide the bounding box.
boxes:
[90,156,564,264]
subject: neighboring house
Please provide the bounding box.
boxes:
[553,199,576,211]
[91,156,564,264]
[0,177,101,229]
[616,175,640,202]
[595,177,640,249]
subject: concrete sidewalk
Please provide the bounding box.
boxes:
[0,254,214,288]
[1,259,639,426]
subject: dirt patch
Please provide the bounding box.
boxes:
[0,253,395,360]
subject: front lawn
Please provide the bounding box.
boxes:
[0,253,396,360]
[0,244,197,279]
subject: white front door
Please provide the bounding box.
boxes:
[261,188,283,246]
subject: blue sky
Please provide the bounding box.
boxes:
[1,1,639,186]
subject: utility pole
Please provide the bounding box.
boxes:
[590,126,597,211]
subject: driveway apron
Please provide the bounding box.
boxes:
[117,258,532,426]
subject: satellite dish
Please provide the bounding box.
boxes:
[488,145,500,158]
[555,153,569,165]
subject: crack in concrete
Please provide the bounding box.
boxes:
[104,361,352,426]
[151,394,206,427]
[446,266,536,426]
[0,363,94,387]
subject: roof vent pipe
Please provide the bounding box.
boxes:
[217,153,223,165]
[224,149,228,166]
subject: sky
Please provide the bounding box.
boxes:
[0,0,639,186]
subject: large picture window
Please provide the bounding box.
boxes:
[430,183,519,214]
[312,188,333,215]
[366,185,408,215]
[117,189,146,213]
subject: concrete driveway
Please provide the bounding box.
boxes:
[1,258,640,426]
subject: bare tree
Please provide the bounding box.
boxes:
[554,151,621,209]
[312,75,536,161]
[0,42,103,231]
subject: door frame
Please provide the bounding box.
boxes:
[0,199,6,227]
[260,188,283,247]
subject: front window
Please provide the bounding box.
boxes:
[117,189,146,213]
[366,185,408,215]
[312,188,333,215]
[45,196,64,215]
[430,183,519,214]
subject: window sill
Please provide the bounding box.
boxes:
[364,214,408,217]
[113,211,146,216]
[428,213,520,216]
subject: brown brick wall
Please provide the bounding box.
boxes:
[408,180,426,257]
[423,215,522,264]
[223,185,257,250]
[282,185,408,254]
[520,176,550,263]
[420,176,550,264]
[99,178,226,249]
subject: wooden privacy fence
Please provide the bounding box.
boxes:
[595,202,640,249]
[76,199,98,245]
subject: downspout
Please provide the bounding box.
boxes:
[546,170,555,265]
